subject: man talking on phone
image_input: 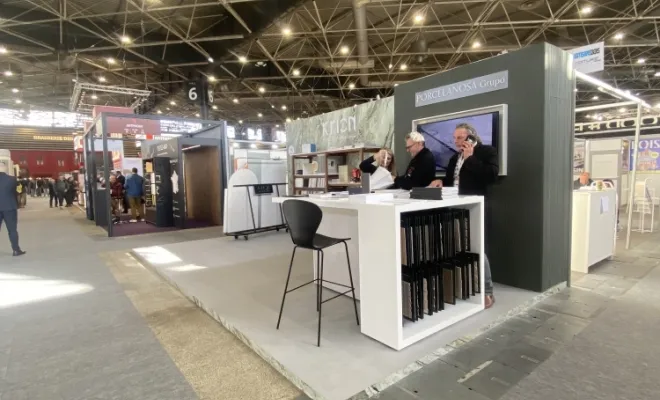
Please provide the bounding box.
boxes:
[429,122,498,308]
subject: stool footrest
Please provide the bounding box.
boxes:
[321,288,355,304]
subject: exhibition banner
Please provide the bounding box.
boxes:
[415,71,509,107]
[106,116,161,137]
[629,138,660,172]
[569,42,604,74]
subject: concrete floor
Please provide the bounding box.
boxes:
[2,198,659,400]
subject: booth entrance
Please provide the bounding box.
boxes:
[182,144,222,228]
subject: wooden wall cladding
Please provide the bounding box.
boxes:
[184,147,221,225]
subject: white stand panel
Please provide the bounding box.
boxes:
[571,189,617,273]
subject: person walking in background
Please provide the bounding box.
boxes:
[429,122,499,309]
[54,176,66,209]
[124,168,144,222]
[108,175,124,224]
[48,178,57,208]
[0,162,25,256]
[116,171,128,214]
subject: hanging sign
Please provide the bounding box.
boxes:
[569,42,604,74]
[186,81,199,104]
[575,115,660,135]
[415,71,509,107]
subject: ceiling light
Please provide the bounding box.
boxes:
[638,58,646,64]
[106,57,116,65]
[586,114,592,119]
[195,113,200,117]
[212,105,218,110]
[394,83,399,87]
[389,63,393,69]
[120,35,131,44]
[340,46,349,55]
[619,108,626,113]
[281,105,287,110]
[258,86,265,93]
[72,78,77,82]
[239,120,243,124]
[400,64,408,70]
[271,144,278,150]
[208,75,216,82]
[233,98,239,103]
[208,57,214,63]
[271,105,275,109]
[275,124,280,128]
[472,41,481,48]
[4,70,12,77]
[91,94,98,100]
[98,76,106,82]
[11,88,18,93]
[597,115,603,121]
[292,69,300,76]
[614,32,624,40]
[258,113,263,117]
[348,83,355,89]
[282,27,292,36]
[286,117,292,122]
[414,14,424,24]
[167,107,171,111]
[157,110,162,114]
[238,55,247,63]
[233,143,240,148]
[574,88,578,92]
[625,90,631,94]
[15,99,21,104]
[170,100,176,105]
[581,6,593,15]
[592,95,599,100]
[250,144,257,149]
[0,47,7,54]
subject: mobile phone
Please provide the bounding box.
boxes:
[466,134,477,145]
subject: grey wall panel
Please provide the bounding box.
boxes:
[394,43,572,292]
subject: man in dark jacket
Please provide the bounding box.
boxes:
[54,177,67,209]
[124,168,144,221]
[393,132,437,190]
[0,163,25,256]
[116,171,128,213]
[429,122,498,308]
[47,178,57,208]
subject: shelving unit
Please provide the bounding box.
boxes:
[291,146,380,194]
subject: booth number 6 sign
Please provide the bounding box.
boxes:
[186,80,214,105]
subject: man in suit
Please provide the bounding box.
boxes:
[429,122,498,308]
[393,132,437,189]
[0,162,25,256]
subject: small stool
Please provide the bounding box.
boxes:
[276,199,360,347]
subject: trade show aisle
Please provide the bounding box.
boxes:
[0,198,300,400]
[373,233,660,400]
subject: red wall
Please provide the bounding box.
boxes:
[11,150,76,178]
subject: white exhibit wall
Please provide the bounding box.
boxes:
[584,137,629,206]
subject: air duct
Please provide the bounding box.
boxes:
[353,0,371,86]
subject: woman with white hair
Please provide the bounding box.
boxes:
[392,131,437,190]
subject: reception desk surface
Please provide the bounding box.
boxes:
[273,195,485,350]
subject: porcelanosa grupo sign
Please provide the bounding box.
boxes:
[415,71,509,107]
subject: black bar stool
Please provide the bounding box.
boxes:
[276,199,360,347]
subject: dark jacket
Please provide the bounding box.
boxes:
[394,147,436,190]
[54,179,67,193]
[109,181,124,199]
[443,144,499,196]
[0,173,18,211]
[124,174,144,197]
[117,174,126,186]
[359,156,378,174]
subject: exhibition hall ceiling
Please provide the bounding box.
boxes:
[0,0,657,124]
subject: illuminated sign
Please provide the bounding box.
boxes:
[33,135,74,141]
[575,116,660,135]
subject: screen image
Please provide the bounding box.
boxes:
[416,112,497,172]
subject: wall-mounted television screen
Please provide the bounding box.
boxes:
[414,106,507,175]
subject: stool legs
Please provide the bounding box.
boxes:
[276,246,297,330]
[316,250,321,312]
[344,241,360,326]
[318,249,325,347]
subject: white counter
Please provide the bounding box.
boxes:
[273,194,485,350]
[571,189,617,273]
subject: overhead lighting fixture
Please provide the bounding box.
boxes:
[348,83,355,89]
[195,113,200,117]
[619,107,626,113]
[208,75,216,82]
[0,46,7,54]
[292,69,300,76]
[15,99,21,104]
[238,55,247,63]
[394,83,399,87]
[592,95,599,100]
[281,105,287,110]
[340,46,350,55]
[581,5,593,15]
[286,117,292,122]
[98,76,106,82]
[614,32,624,40]
[275,124,280,128]
[4,70,13,77]
[258,113,263,117]
[282,27,292,36]
[239,120,243,124]
[414,14,424,24]
[208,57,214,63]
[271,144,278,150]
[389,63,393,69]
[638,58,646,64]
[400,64,408,70]
[91,94,98,100]
[271,105,275,109]
[167,107,171,111]
[120,35,131,44]
[72,78,77,82]
[11,88,18,93]
[655,72,660,77]
[212,105,218,110]
[258,86,265,93]
[233,98,239,103]
[250,144,257,149]
[157,110,162,114]
[471,41,481,48]
[170,100,176,105]
[574,88,578,92]
[597,115,603,121]
[106,57,116,65]
[655,103,660,109]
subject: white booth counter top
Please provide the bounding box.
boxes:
[571,189,617,274]
[273,194,485,351]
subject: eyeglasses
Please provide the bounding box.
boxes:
[406,143,417,151]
